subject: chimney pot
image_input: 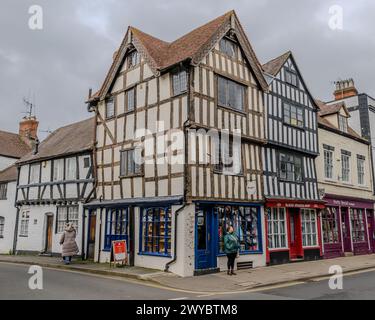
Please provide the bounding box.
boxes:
[333,78,358,100]
[19,116,39,148]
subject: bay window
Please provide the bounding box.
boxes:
[140,207,171,256]
[217,205,261,253]
[267,208,287,249]
[301,209,318,247]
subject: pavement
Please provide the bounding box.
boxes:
[1,253,375,293]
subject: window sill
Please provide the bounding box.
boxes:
[283,122,305,131]
[138,252,172,258]
[119,174,144,179]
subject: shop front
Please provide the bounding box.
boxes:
[194,202,266,275]
[265,199,325,265]
[322,195,374,258]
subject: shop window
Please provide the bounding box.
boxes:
[267,208,287,249]
[301,209,317,247]
[56,206,79,233]
[0,216,4,238]
[217,205,261,253]
[140,207,172,256]
[322,207,340,244]
[19,211,30,237]
[104,208,129,250]
[351,208,366,242]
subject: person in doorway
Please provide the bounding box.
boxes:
[224,226,240,275]
[59,222,79,265]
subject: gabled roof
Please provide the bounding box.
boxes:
[262,51,320,110]
[315,100,350,117]
[18,117,95,165]
[262,51,291,76]
[0,165,17,183]
[0,130,31,159]
[92,10,268,102]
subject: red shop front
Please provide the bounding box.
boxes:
[265,199,326,265]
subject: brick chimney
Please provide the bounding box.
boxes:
[334,78,358,100]
[19,116,39,147]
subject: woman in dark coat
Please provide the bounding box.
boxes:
[224,226,240,275]
[59,223,79,265]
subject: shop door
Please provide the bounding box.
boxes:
[87,213,97,260]
[45,216,53,253]
[195,209,216,270]
[367,210,375,253]
[341,208,352,252]
[289,210,302,259]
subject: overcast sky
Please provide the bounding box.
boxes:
[1,0,374,139]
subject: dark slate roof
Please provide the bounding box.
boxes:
[18,117,95,164]
[0,130,31,158]
[0,165,17,182]
[262,51,291,76]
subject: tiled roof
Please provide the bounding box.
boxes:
[0,130,31,159]
[316,100,347,116]
[0,165,17,182]
[93,10,268,101]
[18,117,95,164]
[262,51,291,76]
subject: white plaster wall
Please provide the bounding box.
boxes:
[0,181,17,254]
[0,156,16,171]
[16,203,84,255]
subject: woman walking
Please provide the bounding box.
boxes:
[60,222,79,265]
[224,226,240,275]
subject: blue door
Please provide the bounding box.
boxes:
[195,209,216,270]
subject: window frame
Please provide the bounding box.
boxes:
[0,183,7,200]
[213,135,243,176]
[139,206,172,257]
[119,148,143,177]
[350,208,366,243]
[283,102,304,129]
[125,86,136,112]
[128,50,140,68]
[338,114,348,133]
[105,97,115,119]
[217,75,246,112]
[219,38,237,58]
[357,156,365,185]
[29,163,40,184]
[278,152,303,183]
[285,67,299,87]
[171,68,187,96]
[65,157,77,181]
[56,206,79,234]
[322,207,340,244]
[341,152,351,183]
[301,209,318,248]
[104,208,129,251]
[267,207,288,250]
[217,204,262,255]
[323,147,334,180]
[53,158,64,182]
[19,210,30,237]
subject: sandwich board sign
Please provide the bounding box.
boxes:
[110,240,127,267]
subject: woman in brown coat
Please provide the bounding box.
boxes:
[60,223,79,265]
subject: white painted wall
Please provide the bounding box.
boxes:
[0,181,17,254]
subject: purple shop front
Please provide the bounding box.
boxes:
[321,194,374,258]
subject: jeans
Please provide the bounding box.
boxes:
[227,253,237,271]
[63,256,72,263]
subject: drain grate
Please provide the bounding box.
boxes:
[237,261,253,270]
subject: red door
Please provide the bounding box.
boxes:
[289,209,303,259]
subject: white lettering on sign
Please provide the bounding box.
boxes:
[329,265,343,290]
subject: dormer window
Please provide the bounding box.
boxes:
[219,38,236,58]
[338,115,348,133]
[128,51,140,68]
[285,67,298,87]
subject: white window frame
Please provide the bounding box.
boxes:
[341,153,351,182]
[324,148,334,180]
[338,115,348,133]
[19,211,30,237]
[357,157,365,185]
[267,208,288,250]
[53,159,64,181]
[29,164,40,184]
[56,206,79,233]
[0,183,7,200]
[65,157,77,180]
[301,209,318,247]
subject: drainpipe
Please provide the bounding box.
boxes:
[97,208,103,262]
[12,166,22,254]
[164,204,187,272]
[81,206,86,260]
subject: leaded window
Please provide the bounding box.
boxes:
[267,208,287,249]
[301,209,318,247]
[279,152,303,182]
[172,68,187,96]
[217,205,261,253]
[219,38,236,58]
[120,149,142,177]
[283,102,304,128]
[285,68,298,87]
[140,207,172,256]
[218,76,245,111]
[126,87,135,112]
[128,51,140,68]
